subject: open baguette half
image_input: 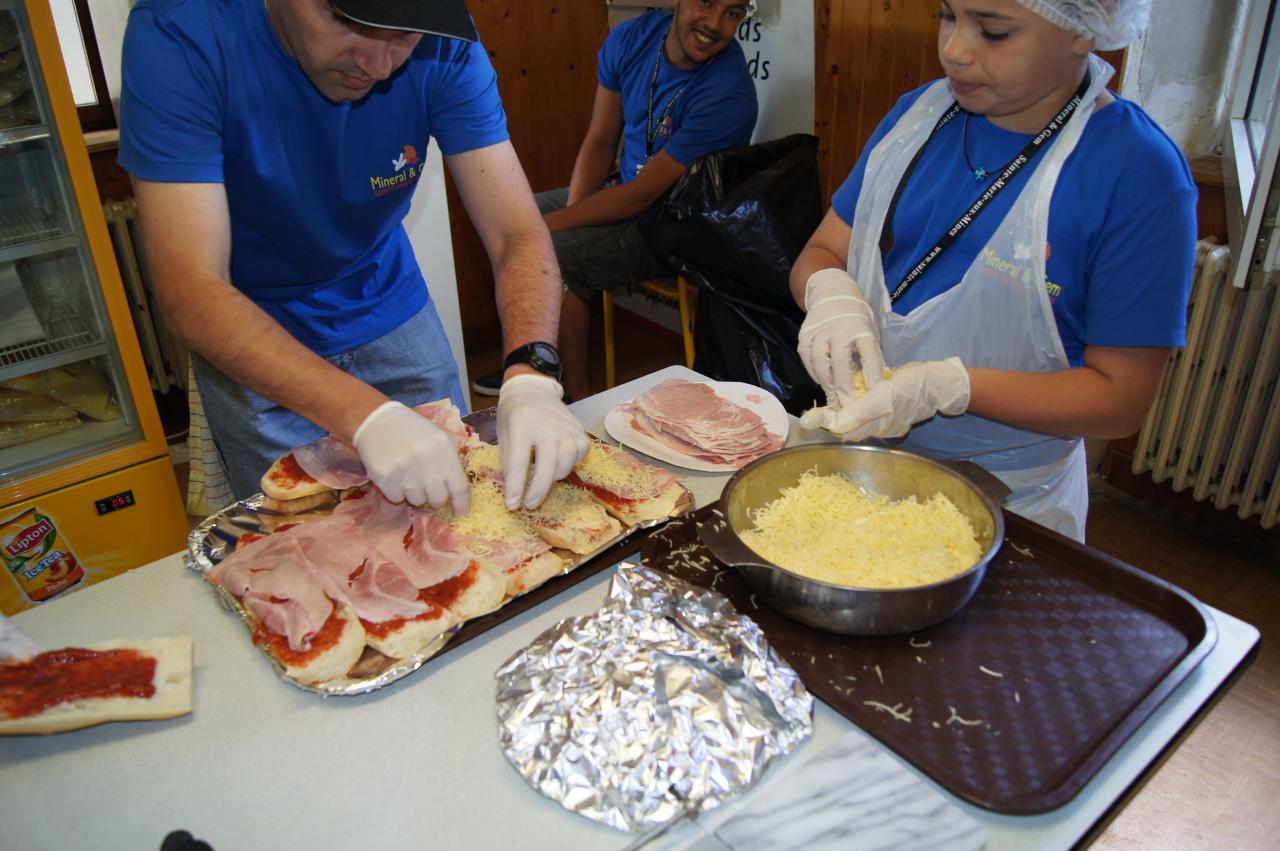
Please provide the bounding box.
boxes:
[0,637,193,736]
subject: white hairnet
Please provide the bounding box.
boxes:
[1013,0,1151,50]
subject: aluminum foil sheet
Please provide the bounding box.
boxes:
[495,562,813,833]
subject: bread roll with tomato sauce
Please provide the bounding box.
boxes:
[0,637,193,736]
[251,605,365,686]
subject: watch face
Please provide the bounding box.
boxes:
[528,342,560,372]
[506,341,562,380]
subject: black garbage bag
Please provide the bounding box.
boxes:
[641,133,824,415]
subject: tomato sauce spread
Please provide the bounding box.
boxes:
[360,601,447,638]
[255,606,344,664]
[566,474,637,509]
[266,452,317,488]
[419,562,479,609]
[0,647,157,719]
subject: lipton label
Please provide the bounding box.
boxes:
[0,508,84,604]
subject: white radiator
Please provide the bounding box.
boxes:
[1131,240,1280,529]
[102,198,187,394]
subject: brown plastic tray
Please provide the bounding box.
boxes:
[640,505,1218,814]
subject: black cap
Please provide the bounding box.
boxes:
[330,0,477,41]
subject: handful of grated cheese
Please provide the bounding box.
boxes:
[739,470,981,589]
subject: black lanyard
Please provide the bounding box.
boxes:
[645,27,716,159]
[880,71,1092,305]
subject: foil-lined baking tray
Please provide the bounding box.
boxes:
[184,411,692,696]
[496,562,813,833]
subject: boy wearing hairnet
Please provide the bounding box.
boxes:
[790,0,1192,541]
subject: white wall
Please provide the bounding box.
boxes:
[1119,0,1245,158]
[741,1,814,143]
[402,144,467,389]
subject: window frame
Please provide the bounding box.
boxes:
[51,0,116,132]
[1224,0,1280,288]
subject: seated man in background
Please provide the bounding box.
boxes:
[119,0,588,513]
[472,0,759,402]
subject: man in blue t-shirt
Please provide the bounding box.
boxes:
[118,0,588,514]
[471,0,759,402]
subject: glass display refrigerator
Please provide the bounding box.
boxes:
[0,0,187,615]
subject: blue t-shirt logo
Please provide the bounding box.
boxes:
[372,145,422,197]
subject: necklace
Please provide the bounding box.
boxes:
[645,25,716,160]
[961,112,1000,182]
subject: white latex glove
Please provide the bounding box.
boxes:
[822,357,970,441]
[497,374,590,510]
[797,268,887,410]
[353,401,470,513]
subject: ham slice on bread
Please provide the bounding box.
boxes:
[209,532,368,683]
[0,638,193,736]
[567,441,688,526]
[259,397,469,502]
[254,605,366,685]
[261,449,332,501]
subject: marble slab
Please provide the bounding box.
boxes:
[686,729,987,851]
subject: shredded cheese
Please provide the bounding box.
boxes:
[737,470,981,589]
[946,706,983,727]
[853,367,894,397]
[523,483,611,531]
[465,443,503,478]
[864,700,913,722]
[574,443,660,495]
[441,481,534,541]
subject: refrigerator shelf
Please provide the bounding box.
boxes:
[0,125,50,149]
[0,207,65,247]
[0,315,104,378]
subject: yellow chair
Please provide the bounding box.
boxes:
[601,273,696,389]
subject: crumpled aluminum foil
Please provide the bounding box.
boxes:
[495,562,813,833]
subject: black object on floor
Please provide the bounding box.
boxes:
[471,370,501,396]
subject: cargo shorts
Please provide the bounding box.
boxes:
[537,187,673,300]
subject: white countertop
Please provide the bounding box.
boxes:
[0,366,1260,850]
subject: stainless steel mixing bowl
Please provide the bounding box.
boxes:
[697,443,1005,636]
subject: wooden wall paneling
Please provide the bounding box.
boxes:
[812,3,1127,206]
[813,1,942,204]
[445,0,608,352]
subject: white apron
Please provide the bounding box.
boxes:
[845,55,1114,542]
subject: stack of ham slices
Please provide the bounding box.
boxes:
[199,400,691,689]
[618,378,783,469]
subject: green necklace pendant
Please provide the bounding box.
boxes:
[973,167,988,181]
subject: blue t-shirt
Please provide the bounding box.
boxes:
[832,84,1197,366]
[118,0,509,356]
[598,10,757,182]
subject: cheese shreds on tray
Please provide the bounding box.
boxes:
[619,378,784,469]
[739,469,981,589]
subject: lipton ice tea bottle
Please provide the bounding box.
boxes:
[0,508,84,604]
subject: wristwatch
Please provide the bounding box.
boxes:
[502,341,563,382]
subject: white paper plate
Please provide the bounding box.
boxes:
[603,379,789,472]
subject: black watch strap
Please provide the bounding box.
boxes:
[502,341,563,382]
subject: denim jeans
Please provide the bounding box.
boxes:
[192,300,466,500]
